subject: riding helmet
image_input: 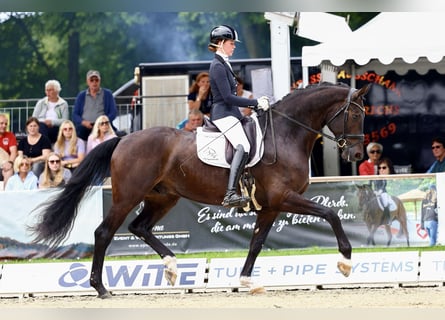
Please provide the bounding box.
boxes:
[209,25,240,48]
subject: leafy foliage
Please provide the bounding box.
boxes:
[0,12,373,100]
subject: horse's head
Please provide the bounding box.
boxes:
[326,84,371,162]
[356,184,373,209]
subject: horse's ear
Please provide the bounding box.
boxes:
[354,83,372,98]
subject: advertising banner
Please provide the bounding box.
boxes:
[105,175,440,256]
[0,175,441,259]
[0,187,102,259]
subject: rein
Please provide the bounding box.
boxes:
[270,88,365,149]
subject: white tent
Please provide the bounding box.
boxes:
[302,12,445,78]
[299,12,445,175]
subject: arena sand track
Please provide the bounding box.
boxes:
[1,286,445,308]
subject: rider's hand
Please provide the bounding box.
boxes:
[256,96,270,111]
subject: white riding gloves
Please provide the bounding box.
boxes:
[256,96,270,111]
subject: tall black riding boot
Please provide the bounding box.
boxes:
[381,205,390,225]
[222,145,251,208]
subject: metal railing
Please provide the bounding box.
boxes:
[0,95,189,135]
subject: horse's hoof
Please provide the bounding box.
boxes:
[337,258,352,277]
[249,286,266,295]
[98,291,112,299]
[240,276,266,294]
[163,255,178,286]
[164,269,177,286]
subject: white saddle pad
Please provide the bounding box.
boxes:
[196,113,264,168]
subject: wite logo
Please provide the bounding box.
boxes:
[59,262,91,288]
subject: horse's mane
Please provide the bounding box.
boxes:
[272,81,349,110]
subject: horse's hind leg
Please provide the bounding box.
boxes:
[90,202,138,299]
[240,210,279,294]
[128,194,180,286]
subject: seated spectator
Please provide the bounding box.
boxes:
[177,72,211,130]
[5,155,38,191]
[426,136,445,173]
[73,70,118,141]
[86,115,117,154]
[38,152,72,189]
[18,116,51,178]
[183,110,204,133]
[358,142,383,175]
[0,113,18,181]
[0,160,14,190]
[32,79,69,143]
[236,75,254,116]
[54,120,85,171]
[188,72,212,116]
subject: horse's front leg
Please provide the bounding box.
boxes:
[240,210,279,294]
[279,193,352,277]
[384,224,392,246]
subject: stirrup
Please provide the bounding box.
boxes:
[222,191,251,208]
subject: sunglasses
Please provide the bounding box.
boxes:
[63,127,73,131]
[378,166,387,170]
[432,145,442,149]
[99,121,110,126]
[369,150,381,154]
[49,159,61,164]
[89,78,100,82]
[20,163,30,167]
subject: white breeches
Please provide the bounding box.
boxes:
[213,116,250,153]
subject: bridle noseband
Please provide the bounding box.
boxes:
[325,88,365,149]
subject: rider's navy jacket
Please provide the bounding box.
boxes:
[209,54,258,121]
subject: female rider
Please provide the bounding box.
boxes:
[208,25,269,208]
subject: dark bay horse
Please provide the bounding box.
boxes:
[31,82,370,298]
[356,184,410,246]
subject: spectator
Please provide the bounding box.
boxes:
[54,120,85,171]
[73,70,118,141]
[32,79,69,143]
[421,184,438,246]
[426,137,445,173]
[358,142,383,175]
[236,75,254,116]
[0,113,18,165]
[86,115,117,154]
[182,110,204,133]
[0,160,14,190]
[177,72,211,130]
[18,116,51,178]
[5,155,38,191]
[0,113,17,183]
[188,71,212,116]
[38,152,72,189]
[373,157,395,220]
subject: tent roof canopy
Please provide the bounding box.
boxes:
[302,12,445,75]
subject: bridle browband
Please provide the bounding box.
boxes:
[270,87,365,149]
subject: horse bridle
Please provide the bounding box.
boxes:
[270,87,365,150]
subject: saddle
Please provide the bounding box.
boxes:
[196,115,264,212]
[202,116,257,164]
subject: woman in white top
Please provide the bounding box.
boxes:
[86,115,117,154]
[5,155,38,191]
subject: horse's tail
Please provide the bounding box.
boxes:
[29,137,122,247]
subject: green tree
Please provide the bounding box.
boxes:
[0,12,375,100]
